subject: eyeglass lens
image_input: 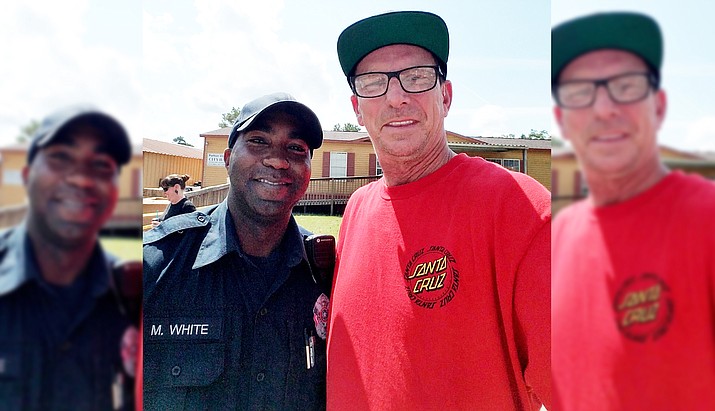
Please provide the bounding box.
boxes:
[556,72,652,108]
[352,66,438,98]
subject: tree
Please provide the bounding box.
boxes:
[17,119,40,143]
[500,133,516,139]
[332,123,361,132]
[173,136,194,147]
[524,129,550,140]
[219,107,241,128]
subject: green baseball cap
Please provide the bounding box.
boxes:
[337,11,449,79]
[552,12,663,84]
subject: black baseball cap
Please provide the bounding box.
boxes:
[227,93,323,150]
[552,12,663,85]
[28,105,131,166]
[337,11,449,78]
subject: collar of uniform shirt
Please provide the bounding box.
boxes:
[192,200,307,271]
[0,220,111,299]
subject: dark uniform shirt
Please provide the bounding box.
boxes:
[0,222,134,411]
[142,201,328,410]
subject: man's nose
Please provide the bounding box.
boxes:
[384,77,410,107]
[262,151,290,169]
[64,163,99,188]
[592,84,619,118]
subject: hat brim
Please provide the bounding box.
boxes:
[552,12,662,84]
[228,101,323,150]
[337,11,449,78]
[31,109,131,166]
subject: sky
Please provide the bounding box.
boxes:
[0,0,713,153]
[0,0,550,149]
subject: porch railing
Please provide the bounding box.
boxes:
[173,175,382,215]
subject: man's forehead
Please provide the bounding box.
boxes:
[44,122,113,152]
[356,44,436,72]
[247,108,301,130]
[560,49,649,81]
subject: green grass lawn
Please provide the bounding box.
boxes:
[294,214,343,239]
[100,236,143,261]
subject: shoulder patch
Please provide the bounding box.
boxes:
[143,211,210,245]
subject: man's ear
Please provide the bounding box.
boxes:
[21,165,29,186]
[553,105,569,141]
[223,148,232,169]
[441,80,453,117]
[654,89,667,130]
[350,95,364,126]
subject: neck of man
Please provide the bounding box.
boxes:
[586,157,670,207]
[27,227,95,286]
[379,142,456,187]
[229,206,290,257]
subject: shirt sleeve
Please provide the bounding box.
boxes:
[513,220,551,410]
[184,200,197,214]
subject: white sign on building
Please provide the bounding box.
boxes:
[206,153,225,167]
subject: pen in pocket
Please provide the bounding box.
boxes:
[304,328,315,369]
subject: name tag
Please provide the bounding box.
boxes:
[144,316,222,341]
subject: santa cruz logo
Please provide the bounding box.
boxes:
[403,245,459,309]
[613,273,674,342]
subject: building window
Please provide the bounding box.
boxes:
[486,158,521,172]
[376,158,383,176]
[502,159,521,172]
[330,152,347,177]
[1,170,22,186]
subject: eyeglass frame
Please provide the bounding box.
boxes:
[552,71,659,109]
[349,65,445,98]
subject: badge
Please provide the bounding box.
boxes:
[312,293,329,340]
[120,325,139,377]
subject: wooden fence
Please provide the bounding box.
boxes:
[183,176,380,214]
[0,203,28,230]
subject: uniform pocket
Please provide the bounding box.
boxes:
[0,342,41,411]
[285,319,327,410]
[0,344,22,411]
[145,342,224,388]
[143,342,225,410]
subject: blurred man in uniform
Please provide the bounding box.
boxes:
[0,106,138,410]
[551,12,715,410]
[142,93,329,410]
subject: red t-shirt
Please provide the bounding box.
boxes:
[552,171,715,410]
[327,154,551,410]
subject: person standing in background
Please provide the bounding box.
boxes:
[151,174,196,228]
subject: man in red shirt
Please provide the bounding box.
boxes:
[327,11,551,410]
[552,12,715,409]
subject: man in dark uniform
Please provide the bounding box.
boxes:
[0,106,137,410]
[142,93,329,410]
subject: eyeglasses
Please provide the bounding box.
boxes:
[553,72,657,109]
[350,65,442,98]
